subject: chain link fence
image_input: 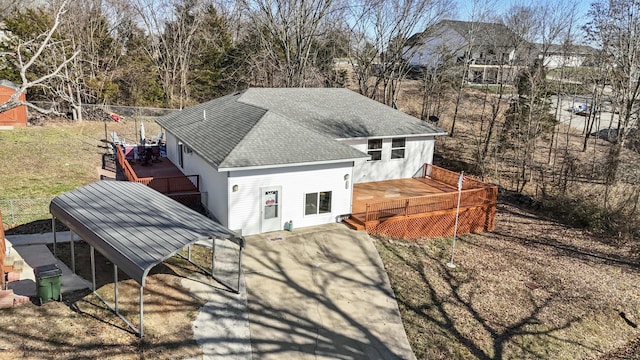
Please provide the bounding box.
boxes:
[0,198,53,228]
[30,102,180,119]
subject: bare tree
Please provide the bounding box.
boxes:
[497,1,578,192]
[241,0,336,87]
[0,0,80,116]
[585,0,640,187]
[132,0,207,108]
[347,0,450,105]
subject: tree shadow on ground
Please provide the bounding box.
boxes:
[376,238,593,359]
[0,242,208,359]
[190,226,412,359]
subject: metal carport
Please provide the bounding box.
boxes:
[49,180,245,337]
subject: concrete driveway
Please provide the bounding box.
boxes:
[243,223,415,359]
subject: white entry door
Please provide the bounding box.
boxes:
[260,186,282,233]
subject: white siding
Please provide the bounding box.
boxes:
[543,54,585,69]
[342,136,434,183]
[228,163,353,236]
[164,132,229,225]
[165,132,180,168]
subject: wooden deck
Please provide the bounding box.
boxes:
[129,158,191,182]
[352,178,456,214]
[346,164,498,239]
[115,147,202,210]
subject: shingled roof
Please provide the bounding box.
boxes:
[407,19,522,49]
[156,88,446,171]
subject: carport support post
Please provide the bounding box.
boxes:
[114,264,118,313]
[70,232,75,274]
[139,286,144,338]
[52,218,57,256]
[237,247,242,293]
[90,246,96,291]
[211,238,216,275]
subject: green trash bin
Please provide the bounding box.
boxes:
[34,264,62,305]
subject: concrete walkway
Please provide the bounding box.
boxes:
[5,232,91,298]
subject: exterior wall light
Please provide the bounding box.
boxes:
[232,184,239,192]
[344,174,350,181]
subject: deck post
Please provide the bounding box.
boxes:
[405,199,410,216]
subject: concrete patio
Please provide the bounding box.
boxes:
[242,223,414,359]
[185,223,414,359]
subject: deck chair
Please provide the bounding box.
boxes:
[111,131,125,146]
[151,146,161,162]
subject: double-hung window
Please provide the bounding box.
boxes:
[391,138,406,159]
[305,191,332,215]
[368,139,382,161]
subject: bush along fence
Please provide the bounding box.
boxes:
[0,198,52,229]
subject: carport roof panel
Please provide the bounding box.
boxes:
[49,181,240,285]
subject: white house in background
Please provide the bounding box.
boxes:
[538,44,597,69]
[156,88,447,236]
[404,20,525,84]
[405,20,522,67]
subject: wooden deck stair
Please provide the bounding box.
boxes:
[343,217,365,231]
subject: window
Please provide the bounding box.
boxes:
[305,191,332,215]
[368,139,382,161]
[391,138,405,159]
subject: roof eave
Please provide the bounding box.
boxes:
[336,132,448,141]
[219,157,367,172]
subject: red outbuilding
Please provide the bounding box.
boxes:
[0,80,27,128]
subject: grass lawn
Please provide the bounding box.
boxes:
[0,119,162,230]
[375,202,640,359]
[0,119,162,199]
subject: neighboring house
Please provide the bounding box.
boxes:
[156,88,447,236]
[538,43,597,69]
[0,80,27,128]
[405,20,526,84]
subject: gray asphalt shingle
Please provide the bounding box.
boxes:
[156,88,447,170]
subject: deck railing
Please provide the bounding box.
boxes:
[115,146,200,194]
[363,164,497,223]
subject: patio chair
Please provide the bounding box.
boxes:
[151,146,161,163]
[111,131,125,146]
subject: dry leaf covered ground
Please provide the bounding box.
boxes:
[0,241,205,359]
[376,201,640,359]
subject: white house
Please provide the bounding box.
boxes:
[405,20,521,67]
[156,88,447,235]
[405,20,525,84]
[539,44,596,69]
